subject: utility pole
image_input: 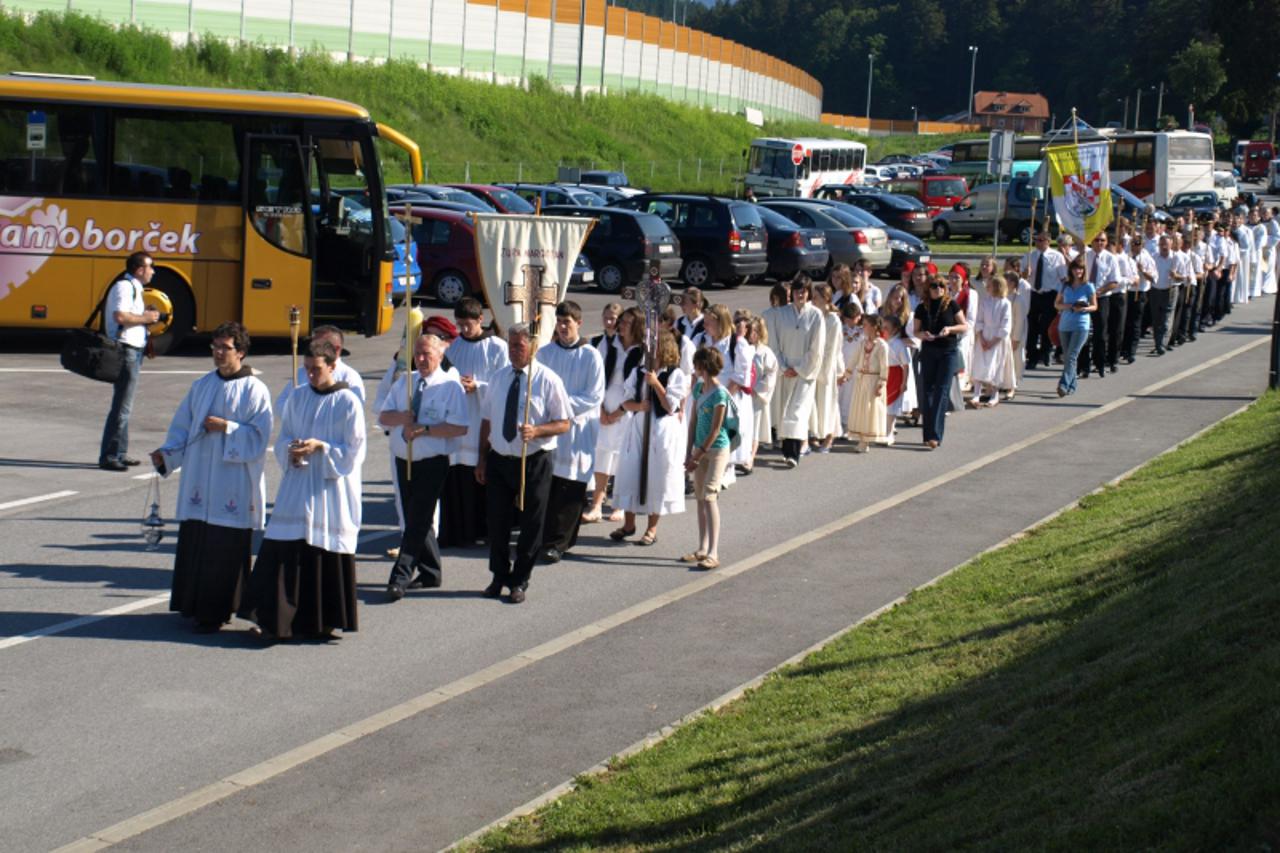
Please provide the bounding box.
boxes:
[967,45,978,123]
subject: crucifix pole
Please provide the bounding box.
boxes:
[504,263,559,510]
[395,203,423,480]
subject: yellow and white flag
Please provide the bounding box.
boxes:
[1045,140,1113,244]
[471,214,594,349]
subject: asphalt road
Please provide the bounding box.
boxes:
[1,214,1274,851]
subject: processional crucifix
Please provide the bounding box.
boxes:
[624,263,674,505]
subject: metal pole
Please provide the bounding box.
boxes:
[865,53,873,119]
[1271,280,1280,389]
[1155,81,1164,127]
[347,0,354,61]
[576,0,586,98]
[389,0,395,59]
[967,45,978,123]
[1122,96,1129,129]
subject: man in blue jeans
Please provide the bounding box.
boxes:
[99,252,159,472]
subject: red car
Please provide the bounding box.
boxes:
[409,207,483,306]
[444,183,536,214]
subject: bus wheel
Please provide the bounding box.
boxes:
[148,271,194,356]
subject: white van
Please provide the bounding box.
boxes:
[1269,160,1280,195]
[1214,170,1238,206]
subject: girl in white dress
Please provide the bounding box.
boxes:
[760,283,791,445]
[584,306,643,523]
[846,313,888,452]
[836,301,863,433]
[676,287,707,340]
[1002,261,1032,398]
[809,283,845,453]
[970,274,1016,408]
[702,304,754,480]
[611,331,689,545]
[882,315,914,443]
[745,313,778,474]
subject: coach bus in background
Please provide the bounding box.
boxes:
[0,73,423,353]
[744,137,867,198]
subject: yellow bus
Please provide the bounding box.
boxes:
[0,73,423,352]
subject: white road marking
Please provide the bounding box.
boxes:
[0,490,78,512]
[50,335,1269,853]
[0,594,169,651]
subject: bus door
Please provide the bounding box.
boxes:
[241,135,314,337]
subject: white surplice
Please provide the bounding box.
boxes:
[595,344,640,476]
[751,343,779,445]
[772,302,825,441]
[537,338,606,482]
[809,310,844,439]
[613,366,689,516]
[277,358,367,416]
[158,370,273,531]
[265,383,367,554]
[712,334,755,466]
[445,335,510,466]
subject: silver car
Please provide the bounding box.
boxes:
[930,181,1010,240]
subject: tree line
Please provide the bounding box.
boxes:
[686,0,1270,138]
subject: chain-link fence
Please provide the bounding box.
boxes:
[418,158,749,195]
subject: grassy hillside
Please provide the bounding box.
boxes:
[0,10,968,193]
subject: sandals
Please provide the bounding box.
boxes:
[679,551,707,563]
[580,509,603,524]
[609,527,637,541]
[695,556,720,570]
[637,530,658,546]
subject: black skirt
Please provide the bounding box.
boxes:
[169,520,252,624]
[238,539,358,639]
[437,464,487,548]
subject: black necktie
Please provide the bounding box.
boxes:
[1034,255,1044,292]
[411,376,425,416]
[1090,256,1097,284]
[603,334,618,382]
[503,369,523,442]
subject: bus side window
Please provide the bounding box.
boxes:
[247,137,308,256]
[113,112,239,202]
[0,106,103,195]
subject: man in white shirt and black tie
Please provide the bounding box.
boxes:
[1023,232,1067,369]
[476,324,572,603]
[379,334,470,601]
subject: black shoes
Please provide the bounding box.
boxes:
[121,457,142,466]
[507,585,527,604]
[408,573,442,590]
[481,581,504,599]
[542,547,563,564]
[99,459,127,471]
[386,582,406,602]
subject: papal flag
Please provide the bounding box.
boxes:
[1045,140,1113,244]
[471,214,595,349]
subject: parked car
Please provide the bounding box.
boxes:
[754,204,830,280]
[388,184,497,211]
[930,181,1011,240]
[542,205,682,293]
[1165,191,1221,220]
[1269,161,1280,195]
[570,252,594,289]
[558,183,632,205]
[883,175,968,215]
[499,182,605,208]
[613,194,768,288]
[1241,141,1275,181]
[347,207,421,301]
[398,198,493,215]
[759,199,891,274]
[446,183,536,214]
[406,207,482,306]
[876,154,916,165]
[800,198,922,277]
[1213,170,1239,206]
[811,187,932,238]
[580,169,630,188]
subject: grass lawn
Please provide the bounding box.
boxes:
[469,392,1280,851]
[925,235,1027,257]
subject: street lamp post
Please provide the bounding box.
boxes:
[967,45,978,123]
[1134,87,1143,130]
[912,104,918,131]
[1155,81,1164,127]
[866,53,874,120]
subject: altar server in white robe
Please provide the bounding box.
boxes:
[772,276,825,468]
[584,306,644,523]
[701,304,754,481]
[1250,209,1268,299]
[745,314,778,474]
[661,305,696,380]
[153,322,272,633]
[440,298,509,547]
[1265,207,1279,295]
[276,324,366,413]
[808,284,845,453]
[239,337,366,641]
[538,301,606,563]
[836,301,864,432]
[611,331,689,545]
[969,275,1016,407]
[371,306,424,555]
[1233,214,1253,304]
[761,282,790,440]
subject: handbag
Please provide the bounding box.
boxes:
[1048,311,1062,350]
[60,288,127,383]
